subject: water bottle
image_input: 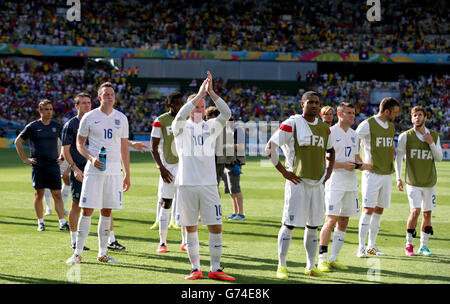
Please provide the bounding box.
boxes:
[99,147,106,172]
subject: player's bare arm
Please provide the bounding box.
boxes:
[63,144,84,182]
[150,136,174,183]
[129,140,149,152]
[76,134,104,170]
[323,147,335,184]
[14,137,36,165]
[265,141,301,185]
[121,137,131,192]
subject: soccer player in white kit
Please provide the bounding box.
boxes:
[266,91,335,278]
[318,102,373,271]
[356,97,399,257]
[150,92,186,253]
[395,106,443,256]
[66,82,130,265]
[173,72,235,281]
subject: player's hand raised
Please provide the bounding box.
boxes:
[423,133,434,145]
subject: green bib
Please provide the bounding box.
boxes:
[157,113,178,164]
[405,129,438,187]
[292,120,329,181]
[368,117,395,175]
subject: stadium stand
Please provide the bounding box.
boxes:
[1,0,448,53]
[0,58,448,139]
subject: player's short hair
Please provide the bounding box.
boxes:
[205,106,220,119]
[320,106,334,116]
[38,99,52,110]
[337,102,354,113]
[74,92,91,105]
[301,91,319,101]
[98,82,114,94]
[167,91,184,105]
[379,97,400,113]
[411,105,427,117]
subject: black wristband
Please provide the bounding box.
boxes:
[354,163,362,170]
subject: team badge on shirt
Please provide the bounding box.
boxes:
[351,137,356,144]
[115,119,121,126]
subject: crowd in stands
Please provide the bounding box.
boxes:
[0,0,448,54]
[0,58,448,140]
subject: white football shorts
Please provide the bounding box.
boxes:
[406,184,437,212]
[325,190,360,217]
[157,163,178,200]
[361,171,392,209]
[177,185,222,227]
[282,181,325,227]
[79,174,124,210]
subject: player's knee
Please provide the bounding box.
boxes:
[82,208,94,216]
[374,206,384,215]
[325,216,338,228]
[35,190,45,199]
[422,211,432,219]
[337,217,349,229]
[411,208,421,218]
[100,208,112,217]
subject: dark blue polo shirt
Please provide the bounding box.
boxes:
[18,119,62,168]
[62,116,87,170]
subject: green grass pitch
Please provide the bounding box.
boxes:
[0,148,449,284]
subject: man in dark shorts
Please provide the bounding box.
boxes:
[15,99,70,232]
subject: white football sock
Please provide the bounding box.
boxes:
[75,215,91,256]
[406,232,414,246]
[98,215,111,257]
[155,200,161,222]
[420,232,430,248]
[304,227,318,270]
[170,198,177,223]
[159,208,170,245]
[37,218,44,224]
[209,232,222,272]
[358,212,372,249]
[108,230,116,244]
[186,231,201,270]
[70,231,77,245]
[61,183,70,209]
[44,189,52,210]
[329,229,346,262]
[181,226,187,245]
[277,225,292,267]
[368,213,382,249]
[58,218,67,225]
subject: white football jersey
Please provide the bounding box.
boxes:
[172,98,230,186]
[78,108,129,175]
[326,124,359,191]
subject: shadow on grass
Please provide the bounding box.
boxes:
[0,273,72,284]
